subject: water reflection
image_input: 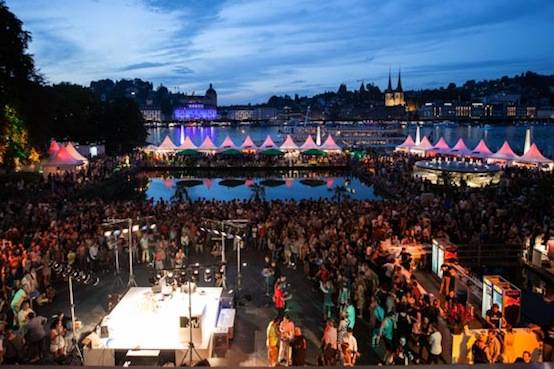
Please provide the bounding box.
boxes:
[142,171,379,202]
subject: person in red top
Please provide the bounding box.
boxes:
[273,281,285,318]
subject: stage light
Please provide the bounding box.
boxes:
[193,270,199,276]
[204,269,212,283]
[141,225,148,231]
[132,225,139,232]
[194,262,200,268]
[235,235,242,240]
[150,224,156,230]
[242,262,247,267]
[167,271,174,279]
[104,230,112,237]
[122,229,129,234]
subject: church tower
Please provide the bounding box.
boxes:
[394,69,405,106]
[384,69,395,107]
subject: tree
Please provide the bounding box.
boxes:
[0,105,33,170]
[101,97,147,154]
[0,1,41,108]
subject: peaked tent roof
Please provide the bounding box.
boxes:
[517,143,553,164]
[240,135,257,149]
[48,140,61,157]
[157,135,178,151]
[197,136,217,151]
[320,134,342,151]
[280,135,298,150]
[432,137,450,153]
[489,141,519,161]
[396,135,415,149]
[411,136,433,151]
[259,135,277,149]
[65,142,89,162]
[300,135,318,150]
[178,136,197,150]
[219,135,238,149]
[471,139,493,157]
[44,146,84,166]
[449,138,471,156]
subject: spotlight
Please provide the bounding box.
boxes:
[167,271,174,279]
[122,229,129,234]
[193,270,199,276]
[132,225,139,232]
[242,262,247,267]
[204,269,212,283]
[150,224,156,230]
[194,262,200,268]
[104,230,112,237]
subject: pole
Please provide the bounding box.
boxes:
[188,279,193,366]
[69,277,84,363]
[237,238,241,293]
[114,236,120,274]
[221,221,226,263]
[128,219,137,287]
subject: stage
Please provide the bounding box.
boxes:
[98,287,223,351]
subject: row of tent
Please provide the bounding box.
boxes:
[145,134,342,154]
[395,135,553,169]
[44,140,89,167]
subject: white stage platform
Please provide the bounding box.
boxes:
[99,287,223,350]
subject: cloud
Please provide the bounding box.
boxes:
[6,0,554,104]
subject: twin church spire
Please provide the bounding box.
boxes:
[385,67,405,107]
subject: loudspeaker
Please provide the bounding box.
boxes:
[212,332,228,358]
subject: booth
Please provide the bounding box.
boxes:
[432,239,458,278]
[482,275,521,327]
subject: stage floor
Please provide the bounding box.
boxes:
[100,287,223,350]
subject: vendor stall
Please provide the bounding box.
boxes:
[482,275,521,327]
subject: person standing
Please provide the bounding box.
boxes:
[290,327,307,366]
[320,280,335,321]
[428,324,442,364]
[266,318,280,367]
[26,312,47,363]
[279,314,295,366]
[341,328,359,367]
[273,281,286,319]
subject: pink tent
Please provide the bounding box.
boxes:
[410,136,433,155]
[157,135,178,151]
[259,135,277,150]
[280,135,298,151]
[471,139,493,158]
[218,135,238,150]
[300,135,318,150]
[489,141,519,161]
[48,140,61,157]
[432,137,450,154]
[449,138,471,156]
[178,136,197,150]
[240,135,257,150]
[44,146,84,167]
[395,135,415,152]
[65,142,88,163]
[197,136,217,152]
[516,143,553,164]
[320,135,342,152]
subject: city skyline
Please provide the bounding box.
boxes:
[7,0,554,104]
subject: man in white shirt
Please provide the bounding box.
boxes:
[428,324,442,364]
[342,328,359,367]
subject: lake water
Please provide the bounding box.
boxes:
[147,123,554,158]
[144,171,380,202]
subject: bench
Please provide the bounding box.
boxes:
[216,308,236,340]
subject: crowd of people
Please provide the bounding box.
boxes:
[0,149,552,365]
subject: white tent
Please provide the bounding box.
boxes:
[197,136,217,153]
[48,140,61,157]
[488,141,519,162]
[177,136,197,150]
[432,137,450,155]
[259,135,277,150]
[65,142,89,163]
[157,135,178,152]
[410,136,433,156]
[513,143,553,170]
[449,138,472,157]
[319,135,342,152]
[218,135,238,150]
[280,135,298,151]
[395,135,415,153]
[300,135,318,150]
[471,139,493,158]
[144,144,158,153]
[239,135,257,150]
[44,146,84,167]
